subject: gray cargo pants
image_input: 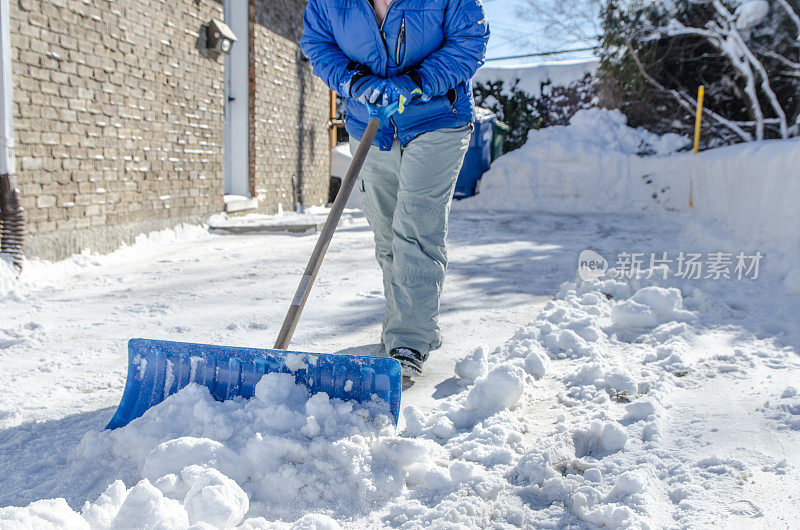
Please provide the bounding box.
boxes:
[350,123,472,357]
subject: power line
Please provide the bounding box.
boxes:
[484,46,599,62]
[487,30,544,50]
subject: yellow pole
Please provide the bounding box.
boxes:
[693,86,704,153]
[690,85,705,207]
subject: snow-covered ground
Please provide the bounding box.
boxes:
[1,111,799,528]
[1,208,798,528]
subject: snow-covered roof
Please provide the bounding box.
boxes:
[473,58,599,97]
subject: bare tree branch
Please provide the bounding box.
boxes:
[515,0,602,48]
[626,43,754,142]
[644,1,795,140]
[776,0,800,40]
[712,0,789,138]
[756,47,800,71]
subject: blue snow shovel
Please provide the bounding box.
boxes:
[107,108,403,430]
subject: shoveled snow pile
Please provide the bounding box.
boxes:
[456,107,800,286]
[0,373,401,528]
[557,108,685,155]
[611,286,696,329]
[4,252,796,528]
[455,107,688,215]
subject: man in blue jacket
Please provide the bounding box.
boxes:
[301,0,489,377]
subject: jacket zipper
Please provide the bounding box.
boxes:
[370,0,406,75]
[362,0,406,145]
[395,14,405,65]
[379,0,405,31]
[382,1,407,141]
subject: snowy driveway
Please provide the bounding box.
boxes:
[1,209,798,528]
[0,210,672,425]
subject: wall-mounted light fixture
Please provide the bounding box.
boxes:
[197,19,237,60]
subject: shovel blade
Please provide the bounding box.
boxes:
[106,338,402,429]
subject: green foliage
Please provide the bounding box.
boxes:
[473,74,596,153]
[473,79,547,153]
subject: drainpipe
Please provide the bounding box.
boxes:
[0,0,24,274]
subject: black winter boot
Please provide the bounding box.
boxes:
[390,348,425,378]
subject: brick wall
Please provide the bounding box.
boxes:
[250,0,330,213]
[253,0,304,42]
[12,0,227,259]
[9,0,331,260]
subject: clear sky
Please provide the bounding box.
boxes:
[482,0,597,65]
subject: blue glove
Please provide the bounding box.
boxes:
[367,99,401,124]
[387,75,428,103]
[349,74,391,106]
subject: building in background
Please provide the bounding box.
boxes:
[9,0,328,260]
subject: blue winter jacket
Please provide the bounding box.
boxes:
[300,0,490,151]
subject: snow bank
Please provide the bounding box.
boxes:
[456,108,688,214]
[455,108,686,216]
[0,223,212,302]
[457,108,800,279]
[473,58,599,97]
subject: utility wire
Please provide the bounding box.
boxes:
[485,46,599,62]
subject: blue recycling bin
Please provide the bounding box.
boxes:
[454,109,495,199]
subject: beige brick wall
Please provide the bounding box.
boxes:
[10,0,331,259]
[12,0,226,256]
[250,22,330,212]
[250,0,330,213]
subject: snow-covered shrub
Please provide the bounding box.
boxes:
[473,74,597,153]
[599,0,800,146]
[546,73,597,126]
[473,78,548,153]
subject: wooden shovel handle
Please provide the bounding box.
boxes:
[273,118,381,350]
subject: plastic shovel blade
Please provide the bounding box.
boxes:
[106,338,403,429]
